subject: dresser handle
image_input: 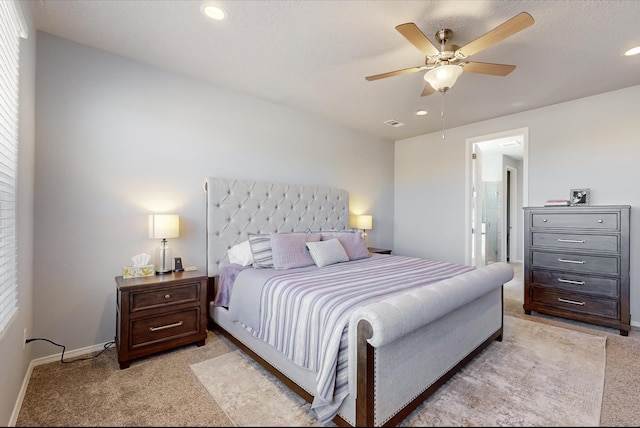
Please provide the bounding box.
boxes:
[557,258,585,264]
[558,278,586,285]
[598,219,603,223]
[558,298,585,306]
[557,239,585,243]
[164,294,171,299]
[542,219,548,222]
[149,321,183,332]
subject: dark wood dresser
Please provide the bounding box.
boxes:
[523,205,630,335]
[115,270,208,368]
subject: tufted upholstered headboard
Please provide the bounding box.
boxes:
[205,177,350,277]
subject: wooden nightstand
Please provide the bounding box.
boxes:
[115,270,208,369]
[368,247,392,255]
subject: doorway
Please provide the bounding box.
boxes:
[465,128,528,268]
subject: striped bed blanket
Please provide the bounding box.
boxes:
[228,255,474,424]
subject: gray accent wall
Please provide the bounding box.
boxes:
[30,33,394,360]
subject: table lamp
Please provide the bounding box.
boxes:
[148,214,179,274]
[356,215,372,245]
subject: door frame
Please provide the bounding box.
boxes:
[464,127,529,266]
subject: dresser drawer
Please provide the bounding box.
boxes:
[531,250,619,275]
[130,307,200,349]
[530,287,618,319]
[531,212,619,230]
[130,283,200,312]
[531,232,619,252]
[530,269,619,298]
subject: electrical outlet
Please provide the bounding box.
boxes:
[23,328,27,350]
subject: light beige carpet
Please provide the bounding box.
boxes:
[190,315,606,427]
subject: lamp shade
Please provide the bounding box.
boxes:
[148,214,180,239]
[424,64,463,91]
[356,215,372,230]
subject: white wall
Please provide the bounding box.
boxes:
[395,84,640,326]
[32,32,394,358]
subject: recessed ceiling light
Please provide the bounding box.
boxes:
[624,46,640,56]
[201,4,228,21]
[416,110,428,116]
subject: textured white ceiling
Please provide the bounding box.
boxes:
[27,0,640,141]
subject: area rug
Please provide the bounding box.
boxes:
[189,316,606,426]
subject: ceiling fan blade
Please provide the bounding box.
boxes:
[365,66,424,81]
[462,61,516,76]
[457,12,534,58]
[395,23,440,56]
[421,83,436,97]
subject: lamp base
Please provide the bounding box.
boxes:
[155,239,173,274]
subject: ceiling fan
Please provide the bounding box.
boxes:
[365,12,534,96]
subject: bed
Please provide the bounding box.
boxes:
[204,177,514,427]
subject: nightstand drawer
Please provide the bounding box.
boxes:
[130,283,200,312]
[531,212,619,230]
[530,269,619,298]
[531,250,619,275]
[130,307,200,348]
[530,288,618,319]
[531,232,619,252]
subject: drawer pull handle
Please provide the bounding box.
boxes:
[149,321,183,332]
[558,278,586,285]
[164,294,171,299]
[542,219,548,222]
[558,298,585,306]
[598,219,603,223]
[557,258,585,264]
[557,239,585,243]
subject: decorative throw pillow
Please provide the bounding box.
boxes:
[270,232,321,270]
[321,231,369,261]
[306,238,349,268]
[227,240,254,266]
[247,233,273,268]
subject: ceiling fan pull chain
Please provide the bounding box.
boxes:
[441,92,446,139]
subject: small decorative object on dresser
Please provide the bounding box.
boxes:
[115,270,208,369]
[523,205,630,335]
[569,188,590,206]
[544,199,569,207]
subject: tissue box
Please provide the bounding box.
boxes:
[123,265,155,279]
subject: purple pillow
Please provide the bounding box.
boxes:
[270,232,322,270]
[321,231,369,261]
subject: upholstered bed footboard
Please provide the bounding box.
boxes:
[348,262,512,426]
[209,262,512,427]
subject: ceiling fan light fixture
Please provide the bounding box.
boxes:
[424,64,463,92]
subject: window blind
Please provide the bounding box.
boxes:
[0,0,27,334]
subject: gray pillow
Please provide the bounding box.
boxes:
[306,238,349,267]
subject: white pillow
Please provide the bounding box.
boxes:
[306,238,349,268]
[227,240,254,266]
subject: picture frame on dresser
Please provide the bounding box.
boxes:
[569,188,590,206]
